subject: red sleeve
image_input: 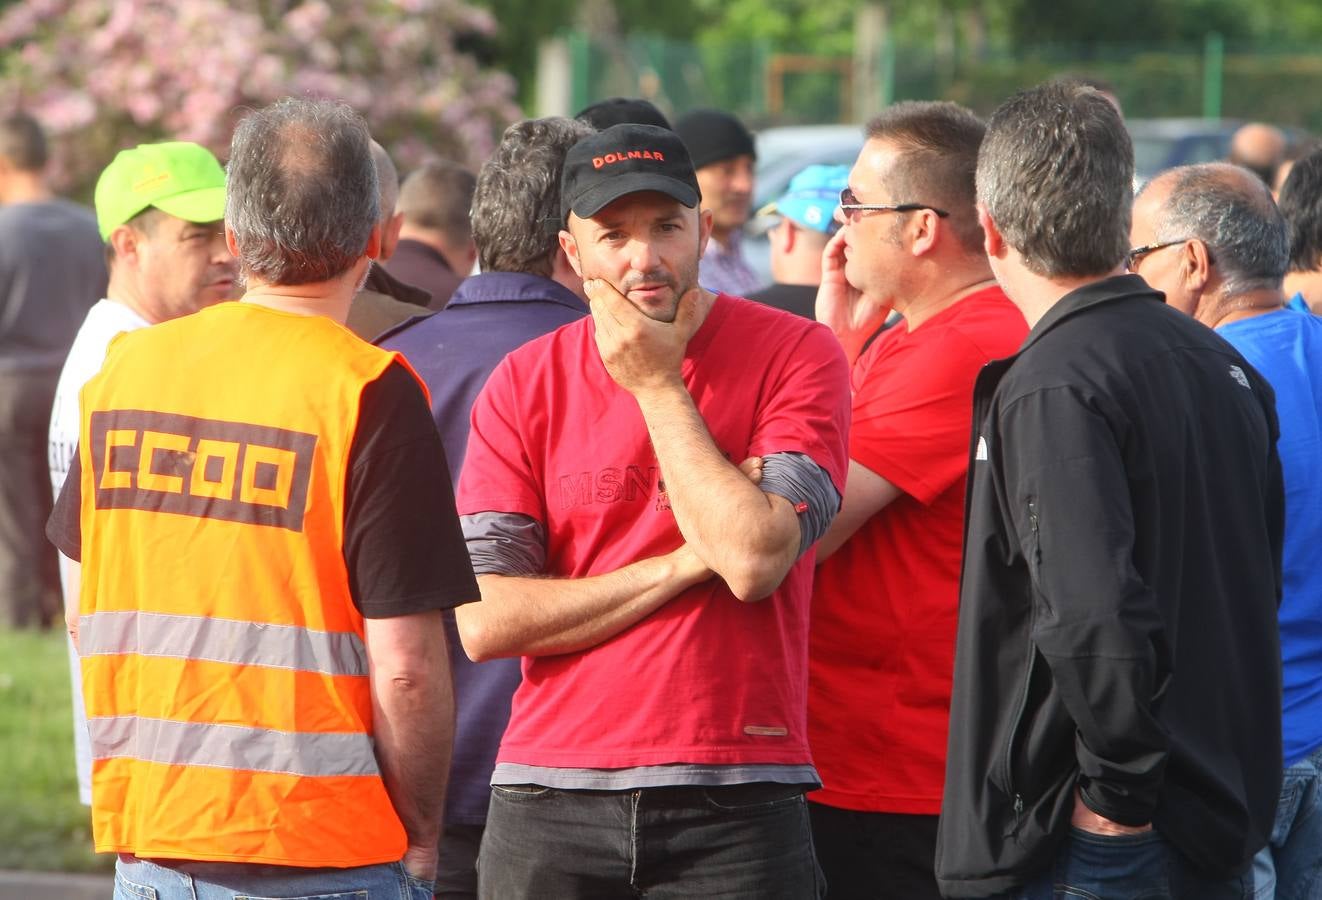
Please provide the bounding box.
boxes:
[747,322,851,496]
[455,357,546,523]
[849,329,986,505]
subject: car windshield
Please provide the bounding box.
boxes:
[1132,137,1173,179]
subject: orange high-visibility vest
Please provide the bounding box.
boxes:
[77,302,418,867]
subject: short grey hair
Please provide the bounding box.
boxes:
[226,98,378,286]
[371,141,399,221]
[472,116,593,277]
[977,80,1133,278]
[1148,163,1288,295]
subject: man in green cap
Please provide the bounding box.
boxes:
[47,139,232,810]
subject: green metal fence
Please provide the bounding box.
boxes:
[563,29,1322,132]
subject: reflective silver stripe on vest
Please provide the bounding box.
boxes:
[79,611,367,677]
[88,716,380,777]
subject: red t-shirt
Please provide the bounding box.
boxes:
[458,294,850,769]
[808,286,1026,814]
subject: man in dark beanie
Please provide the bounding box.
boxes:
[576,97,672,131]
[674,108,762,295]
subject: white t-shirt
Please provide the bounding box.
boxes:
[49,299,151,494]
[47,298,150,805]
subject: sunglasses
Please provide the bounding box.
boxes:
[837,187,950,224]
[1124,238,1214,272]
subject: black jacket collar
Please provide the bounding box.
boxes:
[1020,273,1164,354]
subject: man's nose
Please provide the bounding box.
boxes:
[629,239,657,272]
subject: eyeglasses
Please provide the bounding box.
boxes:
[1125,238,1211,272]
[837,187,950,224]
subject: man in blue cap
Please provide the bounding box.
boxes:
[749,164,850,319]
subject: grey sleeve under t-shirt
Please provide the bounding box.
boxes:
[463,510,547,577]
[463,450,840,576]
[760,451,841,556]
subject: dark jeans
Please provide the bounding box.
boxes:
[436,822,483,900]
[0,369,60,629]
[993,828,1254,900]
[477,782,825,899]
[808,801,940,900]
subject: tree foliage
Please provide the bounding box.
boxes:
[0,0,521,196]
[469,0,707,110]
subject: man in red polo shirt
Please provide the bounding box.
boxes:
[808,101,1028,899]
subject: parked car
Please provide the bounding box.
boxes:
[1127,118,1240,187]
[753,124,866,211]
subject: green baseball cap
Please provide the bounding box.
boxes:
[94,141,227,240]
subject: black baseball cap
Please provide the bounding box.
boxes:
[560,124,700,226]
[576,97,673,131]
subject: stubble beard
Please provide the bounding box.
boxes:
[619,265,697,324]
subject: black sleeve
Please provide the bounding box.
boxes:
[344,360,480,618]
[47,451,82,561]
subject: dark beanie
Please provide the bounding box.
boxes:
[673,109,756,170]
[576,97,672,131]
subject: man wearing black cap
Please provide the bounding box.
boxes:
[675,108,762,295]
[453,123,851,898]
[576,96,672,131]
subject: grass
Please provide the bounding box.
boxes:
[0,629,113,873]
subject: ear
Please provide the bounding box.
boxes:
[909,209,941,258]
[1181,238,1214,293]
[977,203,1003,260]
[559,228,584,278]
[112,224,143,263]
[697,207,714,257]
[779,219,797,254]
[380,212,404,261]
[223,224,240,259]
[365,222,382,261]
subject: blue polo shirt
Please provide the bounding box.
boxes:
[1217,308,1322,765]
[378,271,587,825]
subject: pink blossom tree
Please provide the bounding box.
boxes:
[0,0,521,195]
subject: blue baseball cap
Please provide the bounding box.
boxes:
[756,164,850,234]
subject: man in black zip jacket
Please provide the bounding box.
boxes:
[936,79,1285,899]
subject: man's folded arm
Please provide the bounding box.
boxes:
[455,511,712,661]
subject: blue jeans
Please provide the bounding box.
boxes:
[113,854,435,900]
[1253,743,1322,899]
[994,829,1253,900]
[477,783,825,898]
